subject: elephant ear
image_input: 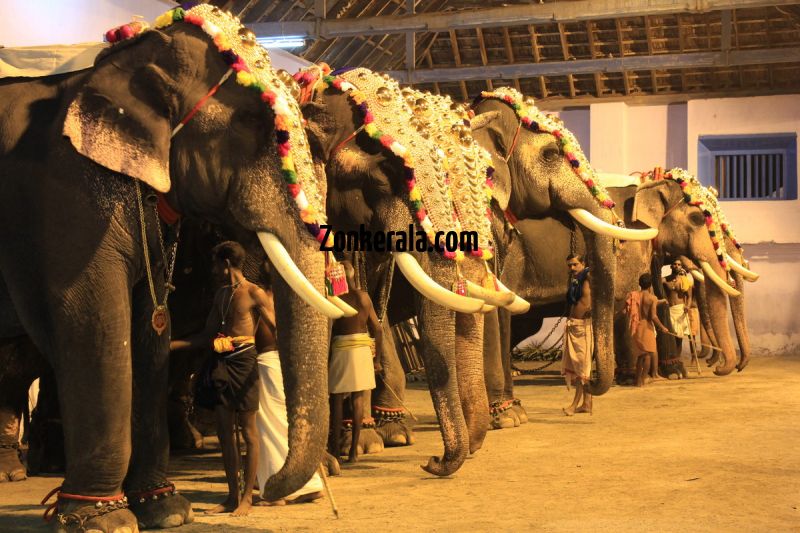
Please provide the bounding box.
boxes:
[63,31,176,193]
[632,180,673,229]
[471,110,511,210]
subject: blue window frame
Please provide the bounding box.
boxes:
[697,133,797,200]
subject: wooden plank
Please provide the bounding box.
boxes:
[558,23,576,97]
[644,15,659,93]
[586,20,604,96]
[527,24,548,98]
[449,30,469,101]
[250,0,800,38]
[615,19,631,95]
[475,28,492,90]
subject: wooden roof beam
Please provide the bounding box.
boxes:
[250,0,800,38]
[388,46,800,83]
[449,30,469,101]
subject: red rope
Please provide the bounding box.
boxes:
[156,193,181,225]
[504,120,523,163]
[171,68,234,137]
[127,483,175,502]
[41,486,126,522]
[330,124,366,156]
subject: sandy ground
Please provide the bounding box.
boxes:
[2,355,799,532]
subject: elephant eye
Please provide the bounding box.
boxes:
[542,143,561,163]
[688,211,705,226]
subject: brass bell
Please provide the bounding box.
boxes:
[419,129,430,139]
[238,27,257,47]
[413,99,428,114]
[357,71,368,79]
[524,97,536,108]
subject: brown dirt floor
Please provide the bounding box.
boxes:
[1,355,799,532]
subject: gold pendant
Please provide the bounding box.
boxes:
[151,305,168,335]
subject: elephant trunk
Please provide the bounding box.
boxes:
[261,240,329,501]
[694,280,718,348]
[417,297,469,476]
[704,274,738,376]
[456,311,489,454]
[584,230,616,396]
[729,272,752,372]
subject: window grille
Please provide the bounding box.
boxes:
[698,134,797,201]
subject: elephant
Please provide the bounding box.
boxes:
[0,5,341,530]
[293,66,523,475]
[468,88,656,428]
[503,173,753,410]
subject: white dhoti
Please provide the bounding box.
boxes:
[256,351,323,500]
[328,333,376,394]
[561,318,593,387]
[669,304,691,337]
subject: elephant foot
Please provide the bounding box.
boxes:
[47,494,138,533]
[322,451,341,476]
[510,399,528,424]
[0,443,27,482]
[489,400,515,430]
[340,420,385,455]
[128,482,193,529]
[373,406,414,446]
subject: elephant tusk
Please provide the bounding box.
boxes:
[393,252,485,314]
[465,280,517,307]
[327,296,358,317]
[480,304,497,314]
[568,208,657,241]
[700,261,741,297]
[495,278,531,315]
[725,254,759,282]
[257,232,345,319]
[691,269,705,282]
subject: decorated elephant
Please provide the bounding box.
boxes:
[293,65,527,474]
[0,5,345,530]
[504,170,756,404]
[467,89,656,427]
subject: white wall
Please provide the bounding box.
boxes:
[1,1,172,46]
[687,95,800,244]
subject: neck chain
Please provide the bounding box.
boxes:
[135,181,180,335]
[220,280,242,327]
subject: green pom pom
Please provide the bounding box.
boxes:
[172,8,185,21]
[282,169,298,184]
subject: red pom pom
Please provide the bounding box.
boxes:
[277,143,290,157]
[287,184,301,197]
[105,29,118,43]
[379,135,395,148]
[119,25,135,40]
[261,91,276,105]
[415,208,427,222]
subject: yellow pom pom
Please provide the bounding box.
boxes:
[409,187,421,202]
[281,155,294,171]
[154,13,174,28]
[482,249,493,261]
[236,71,254,86]
[364,123,378,136]
[455,250,465,263]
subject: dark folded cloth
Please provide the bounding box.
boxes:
[194,344,260,412]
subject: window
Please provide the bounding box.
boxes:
[697,133,797,200]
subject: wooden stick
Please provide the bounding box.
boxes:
[318,463,339,519]
[662,330,723,352]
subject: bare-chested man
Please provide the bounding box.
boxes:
[328,261,382,463]
[562,254,593,416]
[663,259,693,356]
[171,241,270,516]
[625,273,671,387]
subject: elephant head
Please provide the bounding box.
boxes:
[632,172,741,375]
[469,88,657,395]
[61,5,336,499]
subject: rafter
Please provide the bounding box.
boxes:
[615,19,631,95]
[449,30,469,100]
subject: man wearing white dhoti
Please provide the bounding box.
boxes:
[255,350,323,505]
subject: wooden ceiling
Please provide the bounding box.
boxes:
[224,0,800,107]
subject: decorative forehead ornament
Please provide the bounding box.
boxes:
[149,4,330,247]
[408,89,495,261]
[661,168,730,273]
[473,87,617,216]
[297,66,464,260]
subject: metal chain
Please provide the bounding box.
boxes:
[134,182,180,309]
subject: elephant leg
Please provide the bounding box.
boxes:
[372,322,414,447]
[0,336,42,482]
[484,310,514,430]
[417,299,468,476]
[499,309,527,424]
[125,281,193,529]
[456,311,489,454]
